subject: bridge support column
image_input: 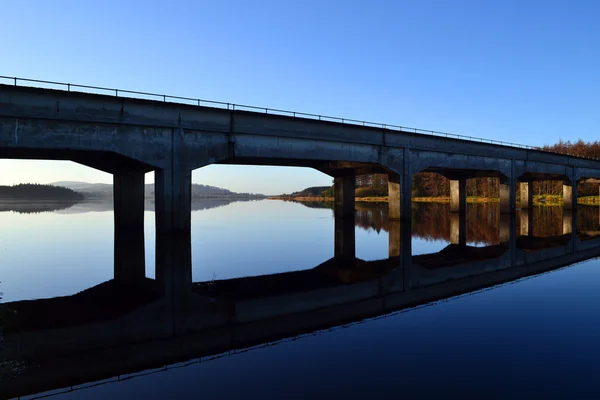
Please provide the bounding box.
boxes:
[154,167,192,334]
[334,175,355,218]
[450,213,466,245]
[499,176,516,214]
[335,217,356,261]
[388,176,401,220]
[563,182,576,210]
[114,171,146,283]
[520,181,532,209]
[387,149,412,220]
[450,178,467,214]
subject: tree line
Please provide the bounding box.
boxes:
[0,184,84,201]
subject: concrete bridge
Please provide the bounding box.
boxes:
[3,80,600,285]
[2,212,600,399]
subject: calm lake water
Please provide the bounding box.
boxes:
[2,200,600,398]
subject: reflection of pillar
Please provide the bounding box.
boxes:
[563,210,573,234]
[334,175,355,218]
[519,209,533,236]
[401,220,412,290]
[563,183,573,210]
[450,213,467,245]
[114,171,146,283]
[335,216,356,261]
[389,219,401,258]
[156,233,191,334]
[155,167,192,334]
[450,178,467,214]
[520,181,533,209]
[499,214,510,243]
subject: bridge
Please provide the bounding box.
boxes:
[3,77,600,286]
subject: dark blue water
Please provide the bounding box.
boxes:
[3,200,600,399]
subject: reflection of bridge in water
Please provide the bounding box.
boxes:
[3,205,600,398]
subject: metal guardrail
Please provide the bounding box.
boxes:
[0,75,596,160]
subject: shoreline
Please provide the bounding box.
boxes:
[269,195,600,206]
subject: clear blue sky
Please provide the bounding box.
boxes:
[1,0,598,195]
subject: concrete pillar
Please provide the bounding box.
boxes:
[450,213,466,245]
[450,178,467,214]
[334,175,355,218]
[499,180,515,213]
[335,217,356,261]
[154,167,192,334]
[388,175,401,220]
[387,148,412,221]
[114,171,146,283]
[520,181,533,209]
[500,163,516,214]
[563,183,576,210]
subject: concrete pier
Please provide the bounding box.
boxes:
[113,171,146,283]
[388,176,401,220]
[563,182,575,210]
[387,152,412,221]
[450,178,467,214]
[334,175,355,219]
[499,177,516,214]
[520,182,533,209]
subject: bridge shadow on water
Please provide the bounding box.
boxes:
[2,203,600,398]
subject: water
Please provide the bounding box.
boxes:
[2,200,600,398]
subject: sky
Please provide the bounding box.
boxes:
[1,0,599,195]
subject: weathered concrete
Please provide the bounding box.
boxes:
[499,177,516,213]
[113,171,146,283]
[563,184,574,210]
[5,83,600,294]
[334,175,355,218]
[450,178,467,214]
[520,181,533,209]
[388,176,401,220]
[384,148,412,221]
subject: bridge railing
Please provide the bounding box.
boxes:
[1,75,595,160]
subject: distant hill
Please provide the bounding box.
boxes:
[50,181,266,199]
[278,186,333,198]
[0,184,84,201]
